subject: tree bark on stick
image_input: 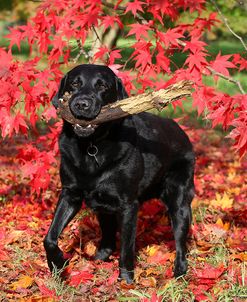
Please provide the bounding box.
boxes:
[57,80,193,127]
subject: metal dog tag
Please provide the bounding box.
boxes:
[87,144,100,166]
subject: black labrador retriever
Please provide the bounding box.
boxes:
[44,64,195,283]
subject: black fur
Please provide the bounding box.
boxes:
[44,64,195,283]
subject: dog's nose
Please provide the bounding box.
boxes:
[75,99,90,110]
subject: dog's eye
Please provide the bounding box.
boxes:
[71,81,81,88]
[95,80,107,90]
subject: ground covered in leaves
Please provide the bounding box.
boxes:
[0,127,246,302]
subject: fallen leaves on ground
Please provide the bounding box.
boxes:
[0,128,246,302]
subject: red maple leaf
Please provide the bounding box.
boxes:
[156,28,183,48]
[194,12,219,32]
[148,5,164,24]
[210,53,236,78]
[155,42,170,73]
[18,24,35,46]
[101,15,123,30]
[69,270,94,287]
[151,0,177,20]
[183,37,207,54]
[36,280,56,297]
[73,4,101,29]
[5,27,24,51]
[230,122,247,158]
[127,23,150,41]
[193,263,225,280]
[0,109,28,138]
[131,41,152,73]
[185,51,208,71]
[125,0,145,16]
[0,48,13,77]
[93,46,109,62]
[182,0,206,13]
[108,49,122,65]
[192,86,215,116]
[232,54,247,70]
[106,270,119,285]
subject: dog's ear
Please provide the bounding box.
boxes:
[52,75,68,108]
[116,77,129,100]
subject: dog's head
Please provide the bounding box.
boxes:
[52,64,128,137]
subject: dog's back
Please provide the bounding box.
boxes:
[124,112,195,202]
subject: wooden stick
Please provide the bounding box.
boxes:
[57,80,193,127]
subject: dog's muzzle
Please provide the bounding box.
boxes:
[58,94,100,137]
[69,96,101,120]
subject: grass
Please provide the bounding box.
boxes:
[4,243,246,302]
[216,264,247,302]
[118,277,194,302]
[47,268,78,301]
[207,244,230,267]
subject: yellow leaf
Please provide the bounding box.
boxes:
[28,221,39,230]
[10,275,33,290]
[5,230,25,245]
[146,245,159,256]
[216,218,230,231]
[216,218,224,227]
[146,267,162,276]
[227,172,236,181]
[84,241,97,257]
[211,192,233,209]
[230,253,247,262]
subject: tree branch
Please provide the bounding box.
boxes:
[207,66,246,94]
[101,0,126,11]
[209,0,247,52]
[57,80,193,127]
[72,39,91,63]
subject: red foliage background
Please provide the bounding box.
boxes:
[0,1,246,300]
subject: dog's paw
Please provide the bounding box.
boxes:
[47,246,69,272]
[174,259,187,278]
[94,247,113,261]
[118,267,134,284]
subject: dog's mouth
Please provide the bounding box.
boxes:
[72,123,98,137]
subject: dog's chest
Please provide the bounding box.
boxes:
[80,161,135,212]
[74,141,126,174]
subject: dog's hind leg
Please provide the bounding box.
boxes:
[95,213,118,261]
[162,157,195,277]
[44,188,82,272]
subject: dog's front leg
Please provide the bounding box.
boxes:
[118,201,138,284]
[44,188,82,272]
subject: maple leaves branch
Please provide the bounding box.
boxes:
[176,39,246,94]
[209,0,247,52]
